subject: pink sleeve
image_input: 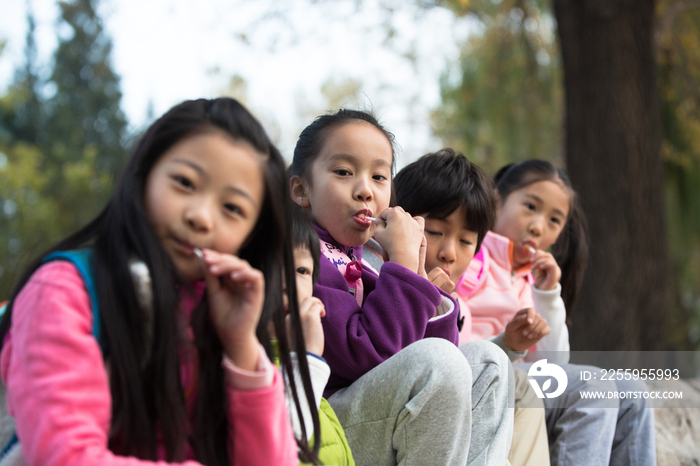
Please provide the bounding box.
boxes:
[0,262,201,466]
[222,345,274,390]
[226,361,299,465]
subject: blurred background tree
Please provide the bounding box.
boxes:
[432,0,562,174]
[0,0,126,300]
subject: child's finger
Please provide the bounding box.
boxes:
[200,261,222,295]
[413,215,425,231]
[309,300,326,319]
[527,319,548,339]
[417,235,427,278]
[202,249,250,275]
[427,268,455,292]
[299,297,327,319]
[525,307,536,324]
[522,313,542,336]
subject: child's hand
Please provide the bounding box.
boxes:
[288,297,326,356]
[417,234,428,279]
[531,250,561,291]
[373,207,425,274]
[503,307,551,351]
[427,267,455,293]
[200,249,264,371]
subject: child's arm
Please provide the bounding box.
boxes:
[316,255,458,389]
[224,348,299,465]
[199,250,264,371]
[284,297,330,440]
[200,249,299,464]
[1,262,206,465]
[524,251,569,364]
[525,283,569,365]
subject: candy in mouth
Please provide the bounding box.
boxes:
[524,245,536,255]
[193,248,204,261]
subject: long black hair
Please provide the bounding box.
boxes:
[0,98,320,464]
[494,160,589,315]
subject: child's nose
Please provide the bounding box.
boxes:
[184,201,214,232]
[529,216,544,236]
[440,242,456,263]
[354,177,373,202]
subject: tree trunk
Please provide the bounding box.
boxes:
[553,0,670,350]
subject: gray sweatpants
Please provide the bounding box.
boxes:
[328,338,513,466]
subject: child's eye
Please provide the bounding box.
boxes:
[296,267,310,276]
[224,203,243,216]
[372,174,387,181]
[426,230,442,237]
[525,202,536,211]
[174,176,195,189]
[460,239,473,246]
[550,217,562,225]
[335,169,351,176]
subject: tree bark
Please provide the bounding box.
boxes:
[553,0,670,350]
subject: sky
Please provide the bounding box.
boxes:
[0,0,475,168]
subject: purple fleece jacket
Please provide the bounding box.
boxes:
[313,225,460,396]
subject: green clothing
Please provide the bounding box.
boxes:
[302,397,354,466]
[271,341,354,466]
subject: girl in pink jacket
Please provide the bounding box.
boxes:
[0,98,318,465]
[456,160,656,466]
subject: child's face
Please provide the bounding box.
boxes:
[423,205,480,285]
[144,131,264,281]
[294,121,393,247]
[492,180,570,269]
[293,246,315,304]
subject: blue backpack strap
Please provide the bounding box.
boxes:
[1,250,104,460]
[43,249,101,344]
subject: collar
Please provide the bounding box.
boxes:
[313,223,364,262]
[483,231,532,278]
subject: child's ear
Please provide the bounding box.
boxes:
[290,175,310,208]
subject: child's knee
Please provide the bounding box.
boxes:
[460,339,511,376]
[403,338,472,391]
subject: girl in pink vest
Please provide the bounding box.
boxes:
[456,160,656,466]
[0,98,318,465]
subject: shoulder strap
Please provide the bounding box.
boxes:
[456,248,487,297]
[0,250,102,459]
[43,249,102,345]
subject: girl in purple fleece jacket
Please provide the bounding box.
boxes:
[288,109,513,466]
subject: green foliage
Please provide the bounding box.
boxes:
[657,0,700,345]
[0,0,126,300]
[46,0,128,173]
[433,0,562,174]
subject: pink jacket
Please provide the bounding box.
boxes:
[0,261,298,465]
[455,231,569,363]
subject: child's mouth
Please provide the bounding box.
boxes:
[353,210,375,228]
[521,244,536,257]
